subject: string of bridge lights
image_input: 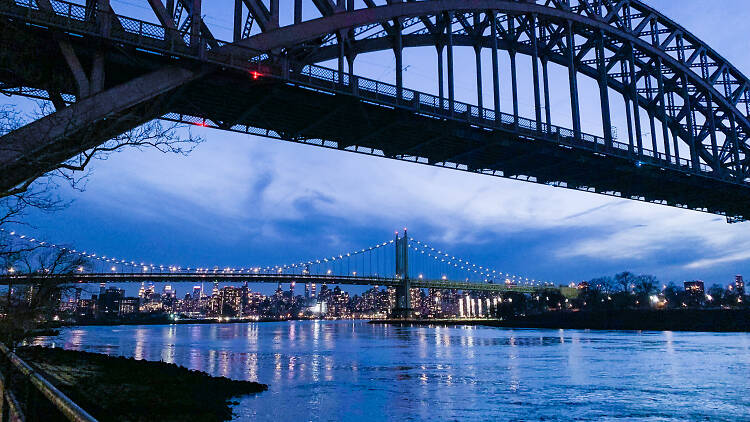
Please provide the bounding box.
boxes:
[1,229,551,286]
[273,239,395,275]
[0,228,396,276]
[408,238,553,287]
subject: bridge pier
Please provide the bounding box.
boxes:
[392,230,413,319]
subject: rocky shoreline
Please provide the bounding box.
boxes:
[17,346,267,421]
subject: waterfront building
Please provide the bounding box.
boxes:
[75,298,96,317]
[218,286,245,317]
[410,288,423,317]
[118,297,139,315]
[327,286,351,318]
[684,281,705,296]
[426,289,443,318]
[98,287,125,315]
[387,287,396,312]
[735,275,745,296]
[684,280,706,307]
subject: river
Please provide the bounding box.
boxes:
[32,321,750,421]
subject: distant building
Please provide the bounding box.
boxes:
[735,275,745,296]
[118,297,140,315]
[98,287,125,314]
[684,280,705,296]
[218,286,245,317]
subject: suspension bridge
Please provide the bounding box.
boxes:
[0,228,561,317]
[0,0,749,221]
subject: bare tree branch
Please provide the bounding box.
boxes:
[0,100,204,223]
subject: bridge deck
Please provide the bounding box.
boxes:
[0,273,545,293]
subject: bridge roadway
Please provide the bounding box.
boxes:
[0,272,544,293]
[1,0,749,220]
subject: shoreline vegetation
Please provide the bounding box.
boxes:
[371,309,750,332]
[17,346,267,422]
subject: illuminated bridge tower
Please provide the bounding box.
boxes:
[393,230,412,319]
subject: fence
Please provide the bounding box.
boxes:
[0,342,96,422]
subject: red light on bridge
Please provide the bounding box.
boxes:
[194,121,208,127]
[251,71,262,80]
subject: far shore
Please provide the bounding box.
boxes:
[370,309,750,332]
[46,315,384,330]
[45,309,750,333]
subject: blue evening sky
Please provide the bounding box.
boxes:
[7,0,750,296]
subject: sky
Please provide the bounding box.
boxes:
[6,0,750,296]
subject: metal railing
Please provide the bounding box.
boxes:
[0,343,97,422]
[0,0,731,183]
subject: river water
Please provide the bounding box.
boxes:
[33,321,750,421]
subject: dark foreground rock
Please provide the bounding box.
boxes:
[17,346,267,422]
[373,309,750,332]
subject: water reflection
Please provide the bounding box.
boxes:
[31,322,750,421]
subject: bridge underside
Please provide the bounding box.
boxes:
[179,76,750,218]
[2,3,750,219]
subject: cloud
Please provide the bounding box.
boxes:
[73,128,750,276]
[684,250,750,270]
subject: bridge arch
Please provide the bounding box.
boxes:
[0,0,749,220]
[234,0,749,181]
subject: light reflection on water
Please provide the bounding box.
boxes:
[33,321,750,421]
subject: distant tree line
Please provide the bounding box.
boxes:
[572,272,746,311]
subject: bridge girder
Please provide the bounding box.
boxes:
[0,0,749,219]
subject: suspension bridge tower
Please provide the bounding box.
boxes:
[392,230,412,318]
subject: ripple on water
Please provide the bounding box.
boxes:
[31,322,750,421]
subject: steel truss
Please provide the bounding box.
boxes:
[0,0,749,220]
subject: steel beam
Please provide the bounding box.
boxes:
[0,67,198,192]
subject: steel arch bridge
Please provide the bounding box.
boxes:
[1,0,749,220]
